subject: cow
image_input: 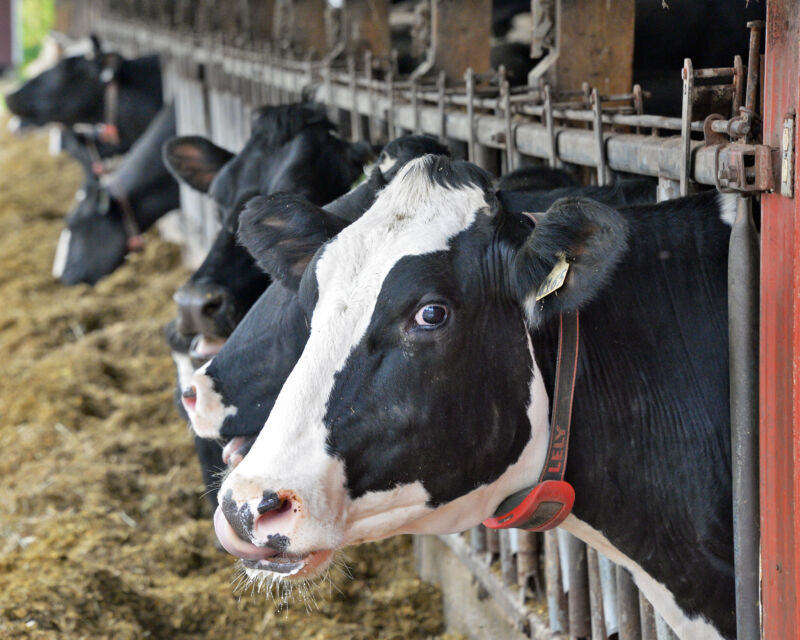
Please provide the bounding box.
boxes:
[53,104,179,285]
[4,36,163,159]
[212,155,735,639]
[163,103,372,358]
[181,135,455,466]
[183,174,656,452]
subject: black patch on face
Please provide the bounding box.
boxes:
[207,282,310,439]
[323,222,535,506]
[221,490,255,543]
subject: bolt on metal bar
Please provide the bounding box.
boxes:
[729,195,761,640]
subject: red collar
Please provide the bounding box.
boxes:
[483,310,579,532]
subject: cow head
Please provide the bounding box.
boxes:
[214,155,628,579]
[165,105,369,359]
[181,135,451,451]
[52,179,129,286]
[4,37,122,126]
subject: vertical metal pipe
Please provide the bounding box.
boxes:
[386,69,396,140]
[464,67,476,163]
[470,525,486,553]
[591,88,607,186]
[639,593,657,640]
[587,548,606,639]
[517,532,538,595]
[437,70,447,144]
[545,530,568,634]
[544,84,559,168]
[567,535,591,638]
[679,58,694,196]
[729,195,761,640]
[486,527,500,556]
[598,554,618,637]
[411,75,421,135]
[744,21,764,115]
[348,55,362,141]
[499,530,517,585]
[616,565,640,640]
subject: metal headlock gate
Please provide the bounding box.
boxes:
[53,0,798,638]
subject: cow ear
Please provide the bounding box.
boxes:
[509,197,629,327]
[162,136,235,193]
[238,193,348,291]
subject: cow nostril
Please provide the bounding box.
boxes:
[182,385,197,399]
[258,492,288,515]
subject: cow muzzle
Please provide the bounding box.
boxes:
[215,489,333,578]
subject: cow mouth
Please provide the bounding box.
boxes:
[189,335,226,364]
[221,435,257,468]
[213,507,334,578]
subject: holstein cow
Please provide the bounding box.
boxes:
[183,173,655,458]
[5,36,163,160]
[53,104,179,285]
[214,156,735,639]
[182,135,453,466]
[163,103,372,362]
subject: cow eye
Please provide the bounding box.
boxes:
[414,304,448,328]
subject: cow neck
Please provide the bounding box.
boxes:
[483,310,579,532]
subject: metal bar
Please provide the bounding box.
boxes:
[437,70,447,144]
[544,84,559,167]
[517,532,537,594]
[470,525,486,554]
[639,593,657,640]
[500,530,518,586]
[654,613,677,640]
[545,530,568,634]
[680,58,694,196]
[598,554,618,637]
[591,88,608,185]
[567,535,591,637]
[465,67,476,163]
[744,21,765,115]
[586,548,606,639]
[348,55,362,141]
[501,68,515,172]
[616,566,641,640]
[486,527,500,556]
[729,195,761,640]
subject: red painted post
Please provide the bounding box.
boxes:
[760,1,800,637]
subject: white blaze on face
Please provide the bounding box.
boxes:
[223,159,495,554]
[188,361,237,439]
[52,229,72,279]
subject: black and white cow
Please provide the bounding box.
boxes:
[183,173,655,451]
[163,103,371,358]
[53,104,179,285]
[4,37,163,158]
[182,135,453,464]
[214,156,736,639]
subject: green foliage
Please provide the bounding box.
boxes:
[21,0,55,73]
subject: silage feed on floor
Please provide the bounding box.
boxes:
[0,120,460,640]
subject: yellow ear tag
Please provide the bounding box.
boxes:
[535,252,570,301]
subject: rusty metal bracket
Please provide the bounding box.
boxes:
[715,144,776,193]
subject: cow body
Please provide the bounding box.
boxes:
[216,156,734,639]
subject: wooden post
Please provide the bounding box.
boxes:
[759,0,800,638]
[430,0,490,83]
[343,0,390,60]
[543,0,635,95]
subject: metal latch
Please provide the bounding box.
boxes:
[780,114,795,198]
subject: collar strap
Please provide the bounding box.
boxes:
[483,309,580,532]
[100,79,120,145]
[111,190,145,252]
